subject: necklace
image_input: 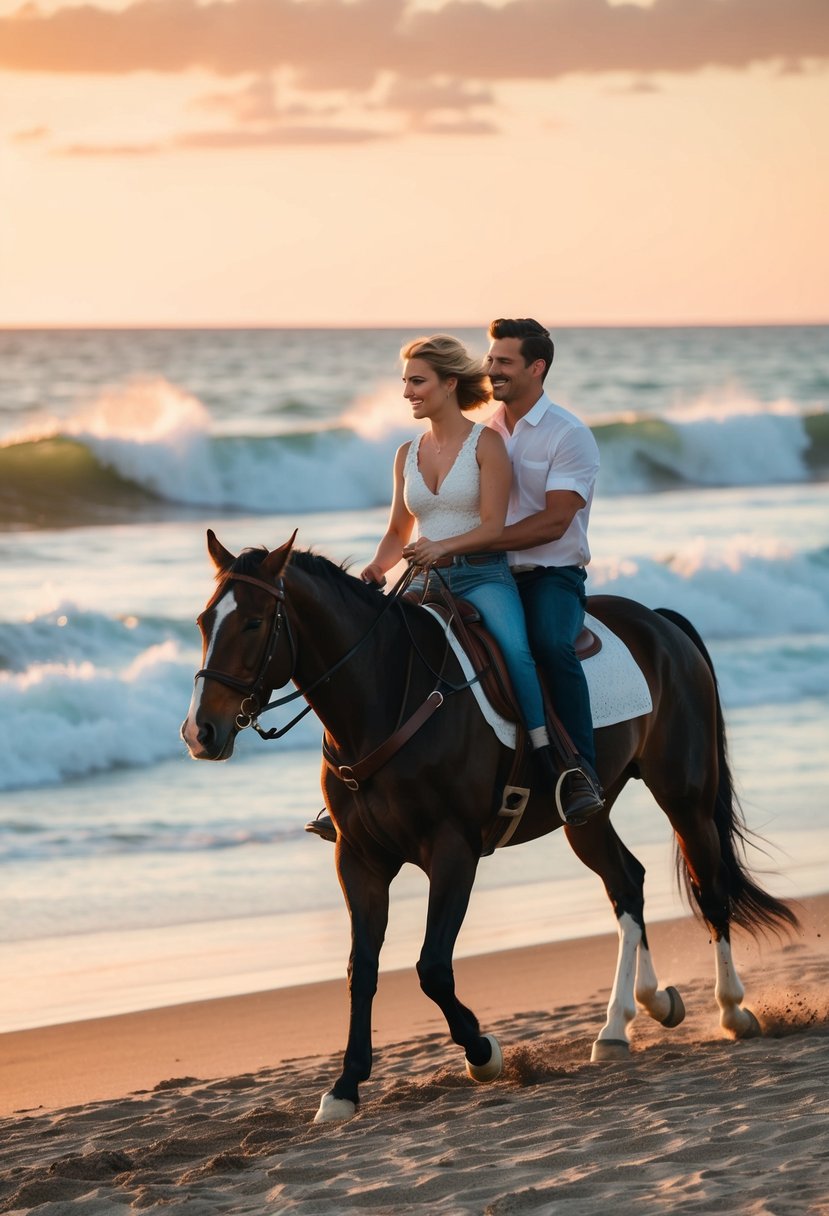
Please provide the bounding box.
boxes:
[432,428,470,456]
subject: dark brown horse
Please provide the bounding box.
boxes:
[181,530,797,1122]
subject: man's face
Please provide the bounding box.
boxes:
[486,337,542,407]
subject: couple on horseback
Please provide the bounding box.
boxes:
[307,316,604,837]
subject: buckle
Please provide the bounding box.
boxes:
[339,765,360,791]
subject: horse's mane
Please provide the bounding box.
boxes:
[227,545,387,611]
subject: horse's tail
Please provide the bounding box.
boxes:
[655,607,800,938]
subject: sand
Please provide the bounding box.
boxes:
[1,894,828,1215]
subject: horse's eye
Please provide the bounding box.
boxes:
[243,618,263,632]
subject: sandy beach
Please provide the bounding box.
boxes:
[1,894,828,1214]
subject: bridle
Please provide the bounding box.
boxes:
[193,560,492,790]
[194,571,299,735]
[193,564,420,741]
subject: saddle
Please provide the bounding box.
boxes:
[420,594,601,726]
[415,589,602,853]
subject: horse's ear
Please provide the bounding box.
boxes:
[262,529,298,579]
[207,529,236,572]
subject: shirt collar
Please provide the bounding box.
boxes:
[490,392,550,434]
[515,392,550,428]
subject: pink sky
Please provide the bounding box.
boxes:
[1,0,828,325]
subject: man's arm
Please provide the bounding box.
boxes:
[491,489,585,552]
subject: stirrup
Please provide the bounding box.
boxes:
[554,765,604,826]
[305,810,337,843]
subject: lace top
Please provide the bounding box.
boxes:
[403,423,485,542]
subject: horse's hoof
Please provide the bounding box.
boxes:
[732,1007,762,1040]
[466,1033,503,1083]
[590,1037,630,1062]
[314,1091,357,1123]
[659,985,686,1029]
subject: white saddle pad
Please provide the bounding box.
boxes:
[422,607,653,748]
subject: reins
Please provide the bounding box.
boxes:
[195,557,490,788]
[249,563,420,740]
[195,562,422,741]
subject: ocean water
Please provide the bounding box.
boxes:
[1,325,828,1033]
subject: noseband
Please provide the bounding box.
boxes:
[195,571,296,730]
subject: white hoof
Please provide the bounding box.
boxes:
[658,985,686,1029]
[590,1037,631,1063]
[314,1091,357,1123]
[466,1033,503,1083]
[728,1007,762,1040]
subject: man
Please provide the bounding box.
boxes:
[306,316,602,843]
[484,317,603,825]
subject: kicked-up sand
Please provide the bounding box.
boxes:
[1,895,828,1215]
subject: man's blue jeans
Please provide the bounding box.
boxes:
[514,565,596,766]
[415,554,547,732]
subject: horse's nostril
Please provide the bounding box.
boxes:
[197,721,215,748]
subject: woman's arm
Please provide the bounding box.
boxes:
[404,429,510,566]
[360,442,415,582]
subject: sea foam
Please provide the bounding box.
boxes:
[2,379,825,529]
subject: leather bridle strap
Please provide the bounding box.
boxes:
[195,572,291,698]
[322,689,445,791]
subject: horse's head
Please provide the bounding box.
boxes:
[181,529,298,760]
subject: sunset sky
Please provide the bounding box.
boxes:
[1,0,827,326]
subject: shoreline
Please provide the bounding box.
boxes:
[3,891,827,1120]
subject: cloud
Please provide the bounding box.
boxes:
[381,76,495,114]
[12,124,49,141]
[58,141,162,156]
[57,123,386,155]
[410,117,499,136]
[1,0,826,81]
[192,74,338,124]
[174,124,384,147]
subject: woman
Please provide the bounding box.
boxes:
[361,334,556,786]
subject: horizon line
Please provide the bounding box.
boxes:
[1,318,828,331]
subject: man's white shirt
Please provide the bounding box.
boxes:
[487,393,600,568]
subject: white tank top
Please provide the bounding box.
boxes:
[403,423,485,542]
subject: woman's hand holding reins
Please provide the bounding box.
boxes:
[360,561,388,585]
[403,537,448,568]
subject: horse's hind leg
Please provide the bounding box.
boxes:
[418,826,503,1082]
[563,809,685,1061]
[648,770,761,1041]
[669,813,761,1040]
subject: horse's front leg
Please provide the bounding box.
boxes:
[418,825,503,1083]
[315,842,399,1123]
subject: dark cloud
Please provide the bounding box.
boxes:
[1,0,826,80]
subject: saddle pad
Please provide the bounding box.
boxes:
[422,607,653,747]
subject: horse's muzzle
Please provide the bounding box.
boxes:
[180,714,236,761]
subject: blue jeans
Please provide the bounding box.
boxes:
[415,554,547,732]
[514,565,596,766]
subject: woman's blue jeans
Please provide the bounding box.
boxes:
[415,553,546,732]
[514,564,596,766]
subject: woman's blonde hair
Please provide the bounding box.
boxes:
[401,334,492,411]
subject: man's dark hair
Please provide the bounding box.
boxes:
[488,318,554,380]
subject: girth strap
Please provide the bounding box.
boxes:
[323,689,445,790]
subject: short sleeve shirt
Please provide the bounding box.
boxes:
[487,393,600,568]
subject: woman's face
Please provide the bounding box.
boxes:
[402,357,448,420]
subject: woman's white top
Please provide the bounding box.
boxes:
[403,423,485,542]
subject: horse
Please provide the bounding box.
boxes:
[181,530,798,1122]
